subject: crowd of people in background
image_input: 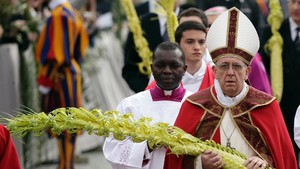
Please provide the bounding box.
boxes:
[0,0,300,169]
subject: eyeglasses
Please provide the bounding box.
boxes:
[216,63,247,72]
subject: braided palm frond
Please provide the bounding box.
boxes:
[157,0,178,42]
[265,0,284,102]
[120,0,152,76]
[4,107,272,169]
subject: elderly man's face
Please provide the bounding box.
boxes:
[213,56,251,97]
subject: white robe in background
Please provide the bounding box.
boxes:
[294,105,300,149]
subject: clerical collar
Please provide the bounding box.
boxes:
[214,79,248,107]
[150,85,186,102]
[49,0,68,10]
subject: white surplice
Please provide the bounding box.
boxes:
[103,89,192,169]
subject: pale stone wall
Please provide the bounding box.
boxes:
[0,43,23,168]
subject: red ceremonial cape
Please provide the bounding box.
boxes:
[164,86,297,169]
[0,125,21,169]
[145,64,214,91]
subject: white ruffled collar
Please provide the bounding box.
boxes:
[214,79,248,107]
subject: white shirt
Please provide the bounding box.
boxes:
[103,89,192,169]
[289,17,300,41]
[182,62,206,93]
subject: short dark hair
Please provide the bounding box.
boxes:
[153,42,185,63]
[178,7,209,28]
[175,21,207,44]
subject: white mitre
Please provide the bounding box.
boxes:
[206,7,260,65]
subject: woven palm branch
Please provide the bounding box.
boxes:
[120,0,152,76]
[4,107,271,169]
[265,0,284,102]
[157,0,178,42]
